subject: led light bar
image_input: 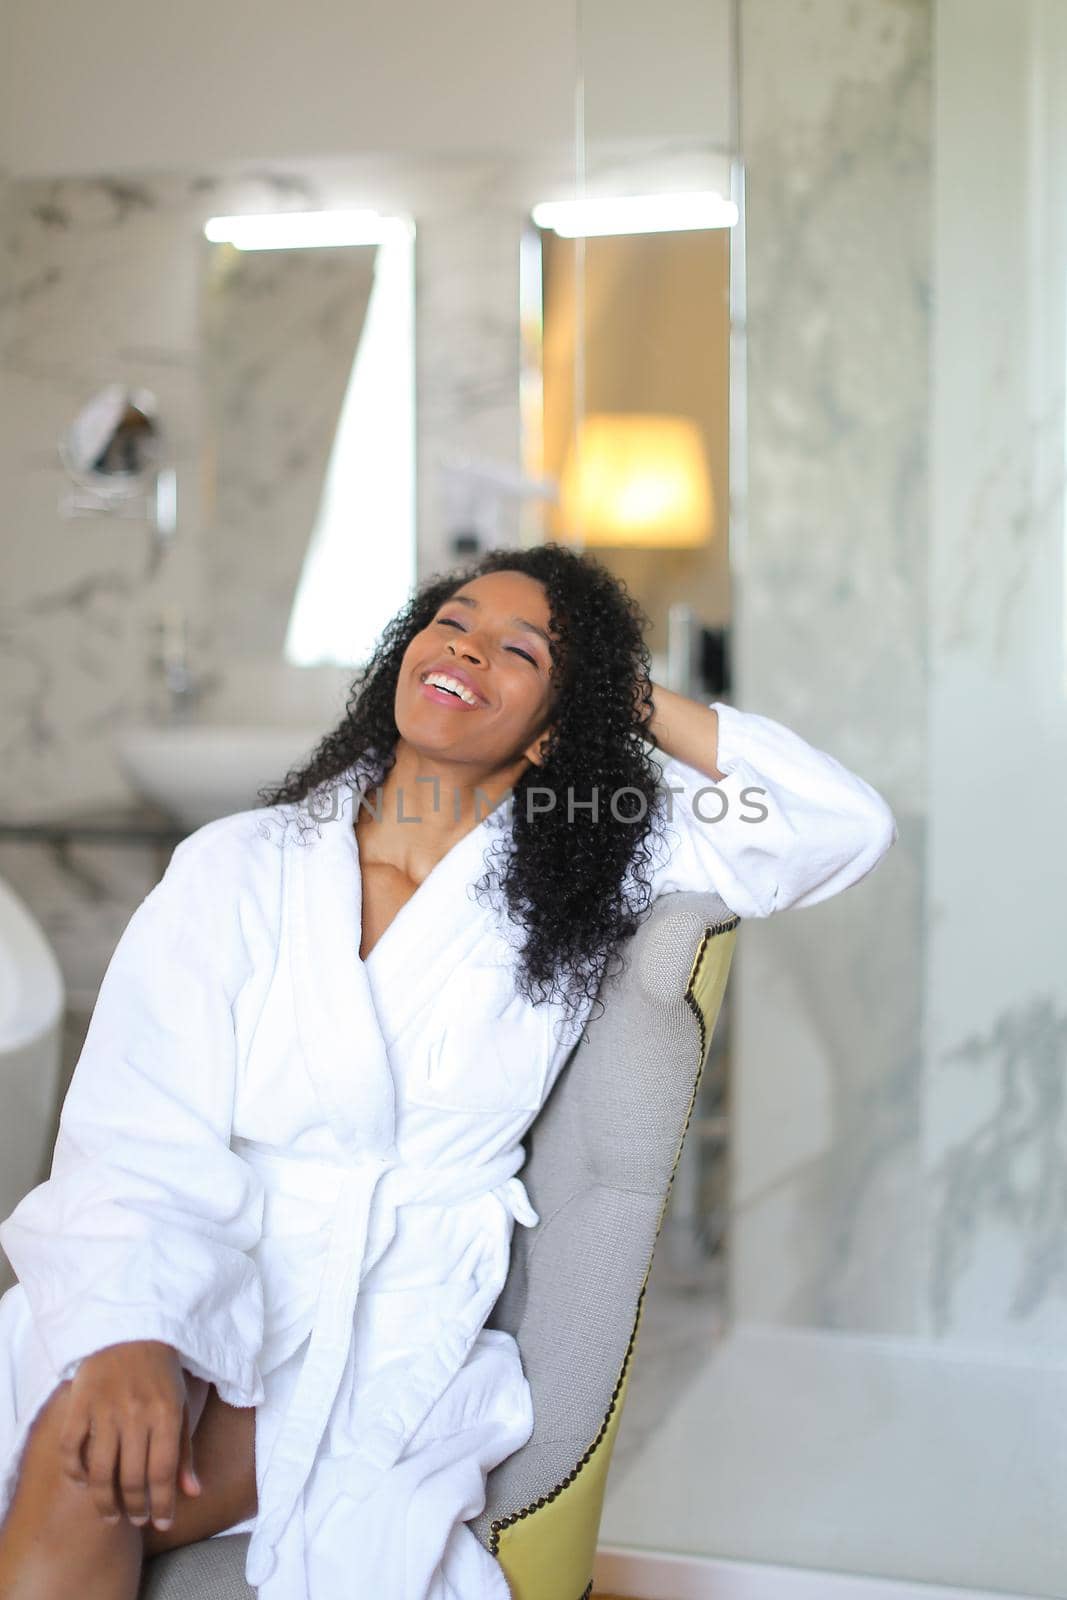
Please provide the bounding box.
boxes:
[531,191,737,238]
[203,210,414,250]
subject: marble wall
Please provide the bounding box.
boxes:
[733,0,1067,1363]
[607,0,1067,1587]
[925,0,1067,1356]
[732,0,928,1339]
[0,173,329,1009]
[605,3,1067,1590]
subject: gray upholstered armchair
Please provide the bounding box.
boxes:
[140,888,739,1600]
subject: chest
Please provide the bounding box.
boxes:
[358,858,421,963]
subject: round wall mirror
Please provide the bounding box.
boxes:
[59,384,162,498]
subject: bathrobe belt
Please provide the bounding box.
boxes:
[233,1138,538,1587]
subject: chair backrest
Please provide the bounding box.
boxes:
[139,888,738,1600]
[469,889,738,1600]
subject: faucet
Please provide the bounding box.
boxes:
[148,608,219,720]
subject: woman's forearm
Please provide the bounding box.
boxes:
[643,682,727,782]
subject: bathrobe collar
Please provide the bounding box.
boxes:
[286,760,512,1156]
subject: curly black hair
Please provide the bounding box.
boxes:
[257,542,666,1026]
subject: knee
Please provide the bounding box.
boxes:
[13,1374,210,1515]
[21,1380,74,1460]
[14,1381,84,1499]
[0,1383,143,1585]
[3,1382,103,1543]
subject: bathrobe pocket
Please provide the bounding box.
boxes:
[405,968,551,1115]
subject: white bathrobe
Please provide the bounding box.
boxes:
[0,701,895,1599]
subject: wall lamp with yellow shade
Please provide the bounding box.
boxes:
[558,413,722,698]
[558,413,714,550]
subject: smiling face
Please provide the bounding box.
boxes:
[395,569,561,777]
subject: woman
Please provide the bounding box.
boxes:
[0,544,896,1599]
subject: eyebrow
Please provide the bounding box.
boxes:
[446,593,552,647]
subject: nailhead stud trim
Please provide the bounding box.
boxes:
[488,915,739,1572]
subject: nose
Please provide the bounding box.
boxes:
[447,633,487,665]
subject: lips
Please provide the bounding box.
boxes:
[418,665,489,707]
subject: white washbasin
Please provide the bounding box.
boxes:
[115,722,327,829]
[0,874,65,1287]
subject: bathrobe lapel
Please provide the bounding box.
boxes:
[287,765,513,1133]
[287,773,397,1158]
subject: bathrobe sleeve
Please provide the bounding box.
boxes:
[0,814,277,1407]
[647,699,898,918]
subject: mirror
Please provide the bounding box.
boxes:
[544,0,736,707]
[59,383,162,495]
[200,214,415,673]
[529,173,734,695]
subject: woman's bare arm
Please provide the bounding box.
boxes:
[642,681,727,781]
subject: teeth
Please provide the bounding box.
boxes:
[424,672,479,707]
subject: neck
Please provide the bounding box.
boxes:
[365,739,529,846]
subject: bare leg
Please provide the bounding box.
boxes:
[141,1383,257,1560]
[0,1375,256,1600]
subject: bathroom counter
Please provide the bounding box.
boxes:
[0,803,189,882]
[0,802,188,847]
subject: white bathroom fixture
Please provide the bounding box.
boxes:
[0,877,65,1292]
[115,723,326,828]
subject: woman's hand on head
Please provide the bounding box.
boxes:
[56,1339,203,1532]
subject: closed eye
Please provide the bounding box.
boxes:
[435,616,539,666]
